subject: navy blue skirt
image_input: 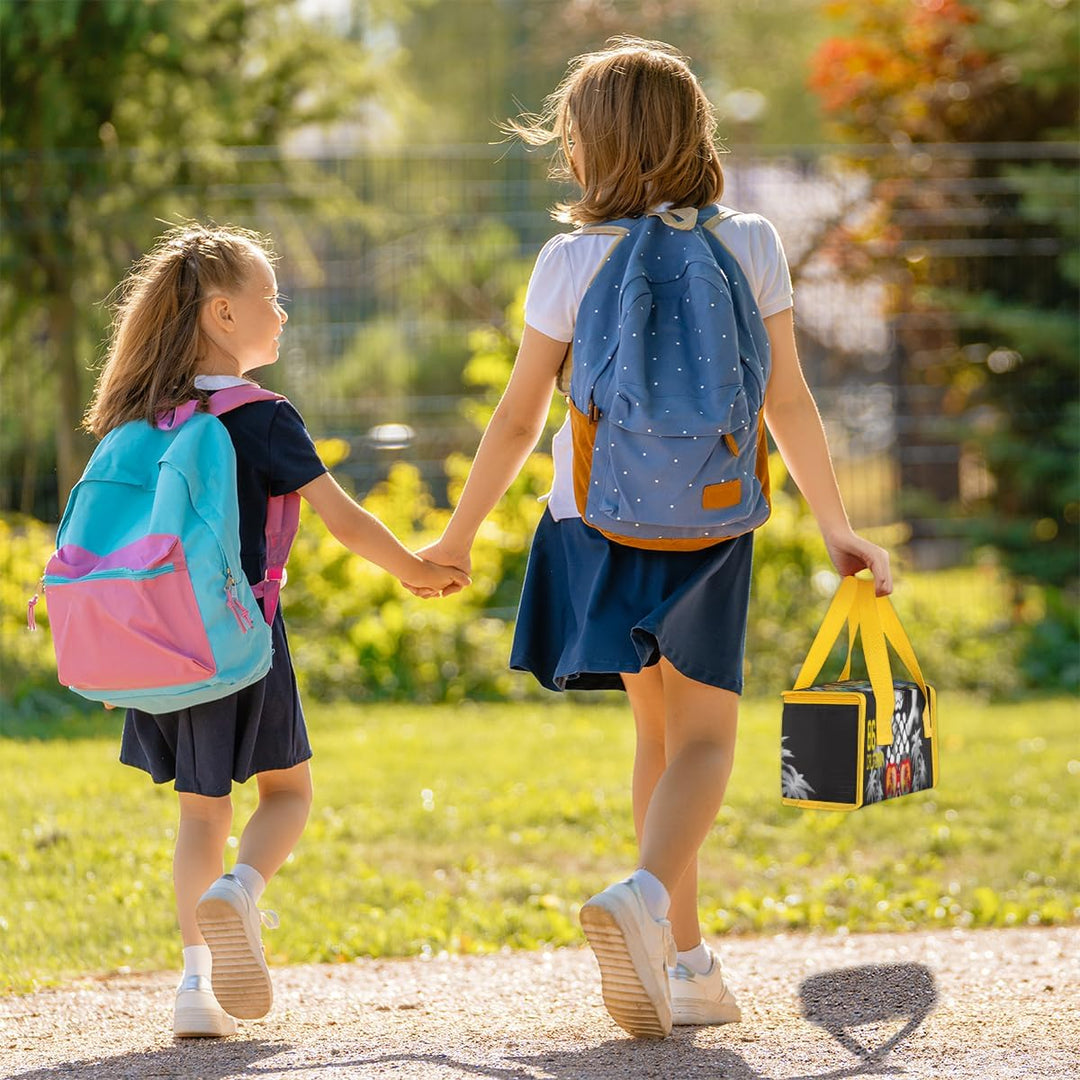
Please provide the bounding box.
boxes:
[119,611,312,798]
[510,510,754,693]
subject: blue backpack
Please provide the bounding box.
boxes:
[29,385,300,714]
[566,205,772,549]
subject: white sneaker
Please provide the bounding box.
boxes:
[670,945,742,1025]
[173,974,238,1038]
[579,878,676,1038]
[195,873,277,1019]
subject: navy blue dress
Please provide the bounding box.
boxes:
[120,396,327,797]
[510,509,754,694]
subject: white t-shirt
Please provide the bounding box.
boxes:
[523,206,794,521]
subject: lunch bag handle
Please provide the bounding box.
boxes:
[793,577,933,745]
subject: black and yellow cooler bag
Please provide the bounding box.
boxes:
[781,576,938,811]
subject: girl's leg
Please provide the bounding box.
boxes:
[175,793,234,945]
[195,763,312,1022]
[235,761,313,884]
[638,657,739,900]
[622,666,702,951]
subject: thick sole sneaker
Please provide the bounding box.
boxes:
[196,876,273,1019]
[670,948,742,1026]
[671,991,742,1026]
[580,884,674,1039]
[173,978,237,1038]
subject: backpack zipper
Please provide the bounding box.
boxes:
[44,564,176,585]
[224,568,255,632]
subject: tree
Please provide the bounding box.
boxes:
[0,0,380,516]
[807,0,1078,587]
[390,0,831,147]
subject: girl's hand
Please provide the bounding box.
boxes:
[824,530,892,596]
[415,540,472,597]
[401,557,470,599]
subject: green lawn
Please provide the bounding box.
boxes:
[1,694,1077,995]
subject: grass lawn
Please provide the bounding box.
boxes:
[1,694,1077,995]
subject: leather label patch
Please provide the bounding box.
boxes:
[702,479,742,511]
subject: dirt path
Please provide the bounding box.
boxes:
[2,926,1077,1080]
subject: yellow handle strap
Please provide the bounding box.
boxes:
[855,579,897,746]
[792,576,859,691]
[840,613,857,681]
[793,577,894,746]
[877,596,934,738]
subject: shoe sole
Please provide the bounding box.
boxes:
[580,901,672,1038]
[196,893,273,1020]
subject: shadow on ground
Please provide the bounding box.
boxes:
[5,963,938,1080]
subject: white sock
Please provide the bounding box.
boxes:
[182,944,212,980]
[230,862,266,904]
[629,868,670,921]
[677,942,713,975]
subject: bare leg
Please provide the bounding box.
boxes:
[235,762,313,883]
[631,658,738,925]
[175,793,233,946]
[622,664,710,951]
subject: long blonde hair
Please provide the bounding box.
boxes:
[506,37,725,226]
[83,223,274,439]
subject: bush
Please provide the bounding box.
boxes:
[1,455,1053,714]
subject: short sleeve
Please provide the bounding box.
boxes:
[750,216,794,318]
[523,235,578,342]
[266,401,327,496]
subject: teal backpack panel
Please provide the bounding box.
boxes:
[43,411,272,713]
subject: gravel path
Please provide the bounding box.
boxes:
[2,926,1077,1080]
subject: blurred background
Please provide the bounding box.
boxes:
[1,0,1077,708]
[1,0,1078,997]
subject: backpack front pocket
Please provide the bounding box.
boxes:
[588,384,759,539]
[45,535,216,692]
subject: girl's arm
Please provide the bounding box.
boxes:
[763,307,892,595]
[298,472,470,594]
[419,325,568,572]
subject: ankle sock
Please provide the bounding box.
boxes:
[182,944,212,980]
[629,867,670,921]
[230,862,266,904]
[677,941,713,975]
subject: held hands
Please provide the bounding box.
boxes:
[824,529,892,596]
[401,554,470,600]
[402,538,473,600]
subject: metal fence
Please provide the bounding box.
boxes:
[7,141,1076,554]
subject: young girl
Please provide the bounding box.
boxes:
[420,38,892,1038]
[83,223,467,1038]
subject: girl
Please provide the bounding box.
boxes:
[83,223,467,1038]
[420,39,891,1038]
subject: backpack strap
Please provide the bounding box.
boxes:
[648,205,698,230]
[204,385,303,625]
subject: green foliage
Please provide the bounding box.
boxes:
[0,516,92,723]
[0,0,384,514]
[807,0,1079,677]
[392,0,831,147]
[2,695,1076,994]
[281,455,550,704]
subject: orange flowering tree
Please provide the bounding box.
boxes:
[807,0,1078,687]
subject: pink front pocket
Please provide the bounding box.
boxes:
[45,535,216,691]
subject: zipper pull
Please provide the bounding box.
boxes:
[27,578,43,631]
[224,569,254,632]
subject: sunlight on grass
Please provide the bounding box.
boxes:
[1,695,1077,994]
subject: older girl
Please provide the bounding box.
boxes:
[421,39,890,1038]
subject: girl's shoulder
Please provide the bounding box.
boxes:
[709,204,783,240]
[529,228,623,292]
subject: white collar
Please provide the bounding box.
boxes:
[194,374,257,390]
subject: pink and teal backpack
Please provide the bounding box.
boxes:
[29,384,300,714]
